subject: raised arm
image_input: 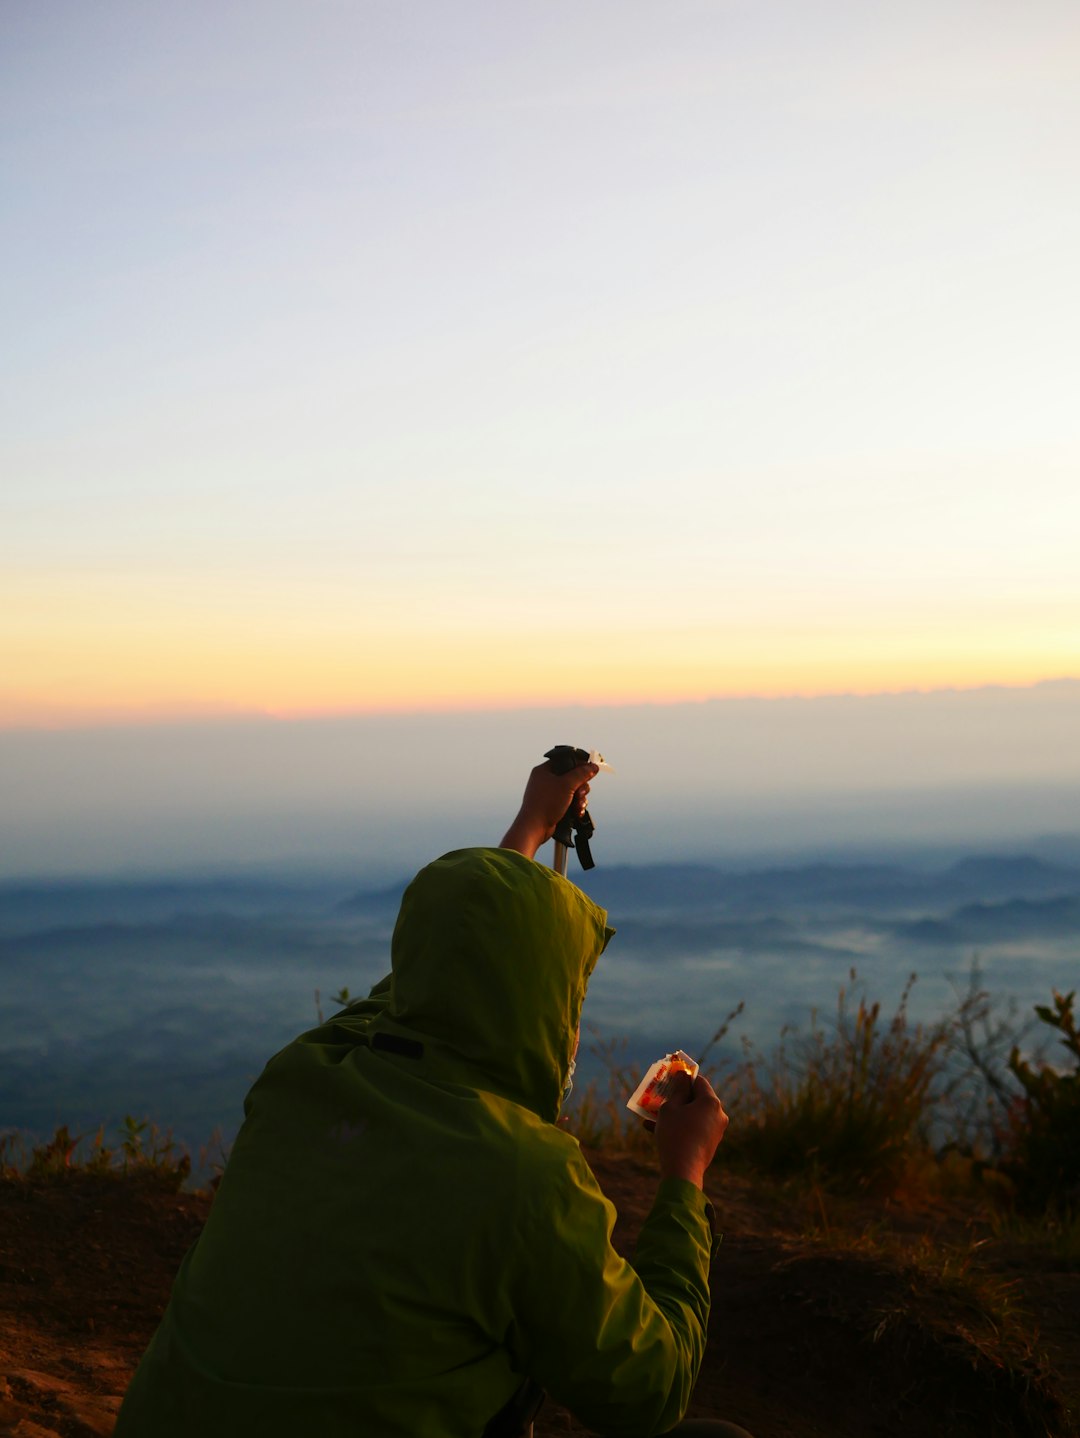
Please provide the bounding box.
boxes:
[499,760,598,861]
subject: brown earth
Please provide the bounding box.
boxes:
[0,1152,1077,1438]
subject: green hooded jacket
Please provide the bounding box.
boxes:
[115,848,715,1438]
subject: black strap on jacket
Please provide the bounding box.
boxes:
[354,1032,425,1060]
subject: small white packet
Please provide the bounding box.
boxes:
[626,1050,699,1120]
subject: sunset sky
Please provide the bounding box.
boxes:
[4,0,1079,730]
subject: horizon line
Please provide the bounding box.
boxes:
[3,673,1079,736]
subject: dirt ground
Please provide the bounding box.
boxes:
[0,1150,1077,1438]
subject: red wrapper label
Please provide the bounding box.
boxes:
[626,1050,699,1120]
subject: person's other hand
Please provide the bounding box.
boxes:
[499,760,598,861]
[654,1072,729,1189]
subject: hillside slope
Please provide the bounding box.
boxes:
[0,1155,1076,1438]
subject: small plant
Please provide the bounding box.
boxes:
[26,1124,81,1177]
[720,972,952,1191]
[120,1115,149,1163]
[199,1126,230,1188]
[697,1000,746,1070]
[0,1130,23,1178]
[117,1114,190,1183]
[1000,990,1080,1215]
[314,986,354,1024]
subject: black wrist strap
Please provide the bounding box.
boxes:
[545,745,598,871]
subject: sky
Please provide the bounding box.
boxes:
[3,0,1079,734]
[4,681,1080,878]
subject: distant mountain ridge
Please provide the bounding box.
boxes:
[574,853,1080,916]
[4,851,1079,932]
[0,876,350,933]
[945,854,1080,889]
[895,894,1080,946]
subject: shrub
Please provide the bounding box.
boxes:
[2,1118,191,1191]
[718,972,952,1191]
[1000,990,1080,1215]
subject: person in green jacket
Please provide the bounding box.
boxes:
[115,760,749,1438]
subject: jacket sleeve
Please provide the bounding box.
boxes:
[504,1146,713,1438]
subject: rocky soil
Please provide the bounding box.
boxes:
[1,1152,1077,1437]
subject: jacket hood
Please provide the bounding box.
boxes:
[380,847,614,1122]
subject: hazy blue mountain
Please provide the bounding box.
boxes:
[0,876,351,934]
[894,917,960,945]
[606,914,863,962]
[335,881,410,917]
[944,855,1080,897]
[895,896,1080,945]
[573,854,1080,916]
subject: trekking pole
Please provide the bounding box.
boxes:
[543,746,611,877]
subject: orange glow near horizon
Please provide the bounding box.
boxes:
[5,568,1078,729]
[4,619,1077,730]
